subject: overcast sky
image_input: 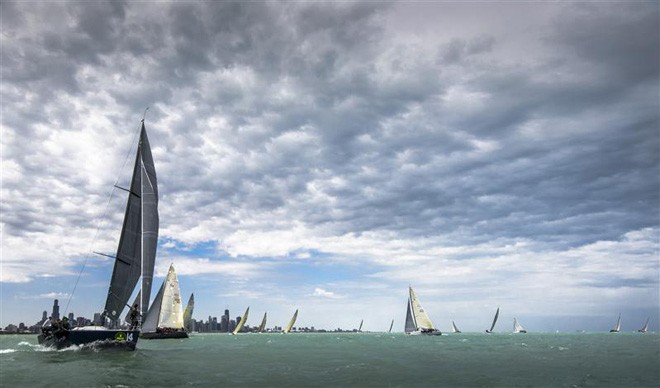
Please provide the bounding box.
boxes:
[1,1,658,332]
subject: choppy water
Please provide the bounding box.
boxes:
[1,332,658,387]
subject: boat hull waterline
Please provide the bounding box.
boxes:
[37,328,139,350]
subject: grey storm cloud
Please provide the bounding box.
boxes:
[2,1,658,254]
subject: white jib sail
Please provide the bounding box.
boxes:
[409,287,435,331]
[157,264,184,329]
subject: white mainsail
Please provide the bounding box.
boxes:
[232,307,250,335]
[638,318,649,333]
[486,307,499,333]
[610,314,621,333]
[513,318,526,333]
[283,309,298,333]
[142,264,185,332]
[452,321,461,333]
[258,312,267,333]
[183,293,194,331]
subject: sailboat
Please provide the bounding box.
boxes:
[257,312,267,333]
[388,319,394,333]
[358,319,364,332]
[485,307,499,333]
[404,286,441,335]
[610,314,621,333]
[232,307,250,335]
[513,318,527,333]
[451,321,461,334]
[183,293,195,332]
[141,264,188,339]
[638,318,649,333]
[283,309,298,333]
[37,119,159,350]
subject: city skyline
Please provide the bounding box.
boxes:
[1,2,658,332]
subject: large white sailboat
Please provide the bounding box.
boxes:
[609,314,621,333]
[232,307,250,335]
[513,318,527,333]
[283,309,298,333]
[141,264,188,339]
[485,307,499,333]
[38,118,159,351]
[404,286,441,336]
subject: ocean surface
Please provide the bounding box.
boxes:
[1,332,658,387]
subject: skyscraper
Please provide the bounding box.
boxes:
[51,299,60,320]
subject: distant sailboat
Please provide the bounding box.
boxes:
[485,307,499,333]
[513,318,527,333]
[451,321,461,334]
[388,319,394,333]
[638,318,649,333]
[141,264,188,339]
[183,293,194,332]
[232,307,249,335]
[258,312,267,333]
[610,314,621,333]
[358,319,364,332]
[404,286,441,335]
[283,309,298,333]
[37,118,158,350]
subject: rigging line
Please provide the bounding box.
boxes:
[62,117,145,317]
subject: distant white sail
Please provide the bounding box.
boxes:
[452,321,461,333]
[513,318,526,333]
[232,306,249,335]
[284,309,298,333]
[258,312,267,333]
[486,307,499,333]
[610,314,621,333]
[638,318,649,333]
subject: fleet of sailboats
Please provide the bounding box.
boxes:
[38,119,159,350]
[141,264,188,339]
[404,286,441,335]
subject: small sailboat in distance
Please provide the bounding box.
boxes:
[183,293,194,332]
[610,314,621,333]
[638,317,649,333]
[258,312,267,333]
[283,309,298,333]
[388,319,394,333]
[513,318,527,333]
[232,307,249,335]
[485,307,499,333]
[358,319,364,332]
[451,321,461,334]
[404,286,441,335]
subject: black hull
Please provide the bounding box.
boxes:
[140,331,188,339]
[37,329,139,350]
